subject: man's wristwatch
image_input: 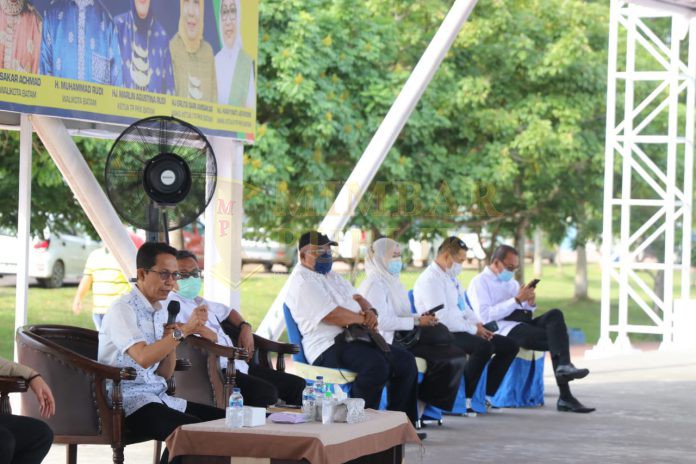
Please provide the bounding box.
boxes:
[171,328,185,342]
[239,321,252,331]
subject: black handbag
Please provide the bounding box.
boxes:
[394,323,453,349]
[336,324,391,353]
[504,309,533,323]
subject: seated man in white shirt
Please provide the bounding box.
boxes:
[413,236,519,414]
[98,242,221,464]
[171,250,306,407]
[467,244,594,413]
[286,231,419,426]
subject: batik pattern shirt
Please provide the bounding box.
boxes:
[114,10,174,94]
[98,286,186,416]
[40,0,123,85]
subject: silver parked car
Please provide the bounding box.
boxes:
[0,227,101,288]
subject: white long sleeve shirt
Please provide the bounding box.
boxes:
[412,262,478,334]
[166,292,249,374]
[358,277,414,344]
[467,267,536,336]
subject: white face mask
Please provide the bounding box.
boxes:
[449,262,463,277]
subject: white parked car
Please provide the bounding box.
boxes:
[0,227,101,288]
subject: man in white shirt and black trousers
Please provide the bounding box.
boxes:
[413,236,519,414]
[467,244,594,413]
[286,231,421,433]
[170,250,306,407]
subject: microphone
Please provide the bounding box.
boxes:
[167,300,180,326]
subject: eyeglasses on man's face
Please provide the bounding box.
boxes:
[179,269,202,279]
[145,269,181,282]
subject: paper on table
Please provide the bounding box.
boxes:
[267,412,307,424]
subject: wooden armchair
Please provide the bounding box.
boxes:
[0,376,28,415]
[16,324,143,464]
[174,335,247,408]
[220,319,299,372]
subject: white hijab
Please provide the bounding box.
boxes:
[215,0,242,104]
[361,238,412,317]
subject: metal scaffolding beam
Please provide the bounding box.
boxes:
[590,0,694,356]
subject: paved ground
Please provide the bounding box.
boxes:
[40,347,696,463]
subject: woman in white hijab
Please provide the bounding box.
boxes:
[358,238,467,412]
[214,0,255,108]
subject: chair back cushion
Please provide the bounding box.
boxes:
[16,326,102,438]
[408,289,417,314]
[174,340,222,408]
[283,304,308,364]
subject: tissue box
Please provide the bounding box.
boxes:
[243,406,266,427]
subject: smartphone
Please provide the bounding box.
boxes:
[426,304,445,315]
[528,278,541,289]
[483,321,499,332]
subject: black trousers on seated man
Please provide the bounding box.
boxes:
[126,401,224,464]
[506,308,572,391]
[234,364,306,407]
[313,342,418,424]
[0,414,53,464]
[451,333,519,398]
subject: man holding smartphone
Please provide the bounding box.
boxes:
[413,237,519,415]
[467,245,594,413]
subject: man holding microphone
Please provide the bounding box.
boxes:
[98,242,224,464]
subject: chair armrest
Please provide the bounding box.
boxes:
[0,376,28,415]
[253,335,300,356]
[183,336,247,361]
[0,376,28,394]
[20,329,136,383]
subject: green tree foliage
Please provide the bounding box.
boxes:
[0,132,108,238]
[246,0,610,248]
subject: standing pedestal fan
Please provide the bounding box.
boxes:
[105,116,217,243]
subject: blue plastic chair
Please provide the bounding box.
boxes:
[282,304,357,395]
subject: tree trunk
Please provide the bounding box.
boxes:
[533,227,543,278]
[653,270,664,313]
[514,218,528,285]
[574,243,588,300]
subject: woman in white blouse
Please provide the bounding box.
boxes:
[358,238,467,412]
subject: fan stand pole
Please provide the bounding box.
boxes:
[162,210,170,245]
[146,202,160,243]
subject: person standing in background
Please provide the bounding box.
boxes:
[73,246,132,331]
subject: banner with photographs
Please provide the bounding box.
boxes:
[0,0,258,141]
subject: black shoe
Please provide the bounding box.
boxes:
[555,363,590,381]
[557,397,595,413]
[465,408,478,418]
[417,432,428,440]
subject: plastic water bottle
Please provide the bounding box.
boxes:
[301,381,316,421]
[313,376,325,421]
[314,376,324,396]
[321,390,334,424]
[226,388,244,428]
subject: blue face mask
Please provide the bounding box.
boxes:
[177,277,202,299]
[314,251,333,275]
[387,259,403,276]
[498,269,515,282]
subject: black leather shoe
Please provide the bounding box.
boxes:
[417,432,428,440]
[557,397,595,413]
[555,363,590,381]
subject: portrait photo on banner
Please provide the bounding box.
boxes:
[0,0,258,138]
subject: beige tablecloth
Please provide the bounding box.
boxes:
[165,409,420,464]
